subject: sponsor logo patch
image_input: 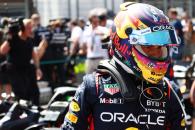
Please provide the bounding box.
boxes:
[100,98,124,104]
[70,101,80,112]
[139,87,166,114]
[151,25,174,32]
[104,83,120,95]
[66,112,78,124]
[181,118,185,127]
[126,127,139,130]
[100,112,165,126]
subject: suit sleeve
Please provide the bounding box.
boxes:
[168,86,186,130]
[61,74,97,130]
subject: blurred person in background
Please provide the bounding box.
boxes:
[50,19,67,87]
[31,14,49,47]
[0,19,42,105]
[31,14,55,89]
[168,8,184,61]
[0,17,9,33]
[0,21,12,100]
[31,13,52,62]
[182,12,195,61]
[77,18,87,56]
[81,9,110,74]
[97,8,114,29]
[165,8,185,81]
[97,8,107,27]
[0,28,4,43]
[97,8,114,58]
[65,20,83,83]
[69,19,83,56]
[78,18,86,31]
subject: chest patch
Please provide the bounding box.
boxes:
[104,83,120,95]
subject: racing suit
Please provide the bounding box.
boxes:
[61,64,186,130]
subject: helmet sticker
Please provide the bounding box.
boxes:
[151,25,174,32]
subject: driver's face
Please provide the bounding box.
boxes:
[141,46,164,58]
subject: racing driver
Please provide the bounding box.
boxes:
[61,2,186,130]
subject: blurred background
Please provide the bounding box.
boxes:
[0,0,123,26]
[0,0,194,25]
[0,0,194,101]
[0,0,194,103]
[0,1,195,130]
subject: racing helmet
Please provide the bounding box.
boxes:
[111,2,179,84]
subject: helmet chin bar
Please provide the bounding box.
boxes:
[97,60,139,101]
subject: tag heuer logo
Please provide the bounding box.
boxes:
[104,84,120,95]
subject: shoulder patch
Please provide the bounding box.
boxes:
[65,112,78,124]
[125,127,139,130]
[181,118,186,127]
[70,101,80,112]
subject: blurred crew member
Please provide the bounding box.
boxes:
[0,19,42,105]
[0,26,12,100]
[31,14,55,88]
[69,20,83,56]
[50,20,67,86]
[168,8,184,60]
[81,9,110,74]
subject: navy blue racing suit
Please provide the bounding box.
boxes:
[61,71,186,130]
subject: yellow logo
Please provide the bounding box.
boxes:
[65,112,78,123]
[181,118,186,127]
[125,127,139,130]
[70,101,80,112]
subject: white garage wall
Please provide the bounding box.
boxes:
[37,0,123,26]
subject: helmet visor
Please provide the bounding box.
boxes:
[129,25,180,46]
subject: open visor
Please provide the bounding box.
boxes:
[129,26,180,46]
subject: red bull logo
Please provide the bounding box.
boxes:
[111,32,131,56]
